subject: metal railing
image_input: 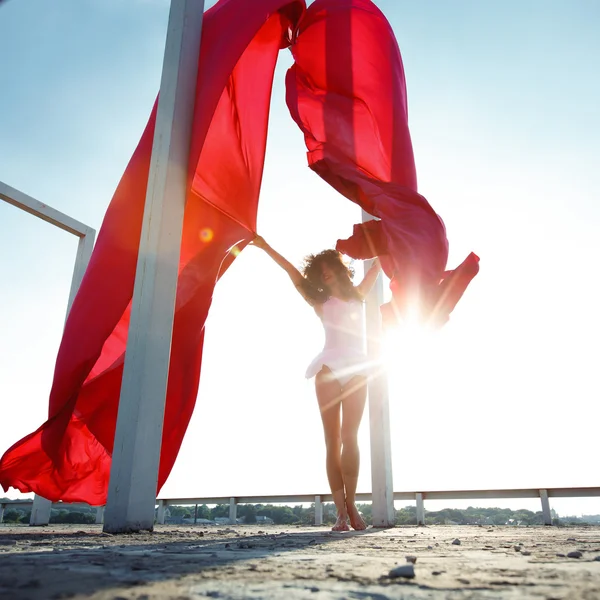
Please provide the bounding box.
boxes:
[154,487,600,527]
[7,487,597,527]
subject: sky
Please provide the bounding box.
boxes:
[0,0,599,517]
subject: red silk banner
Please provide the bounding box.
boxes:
[286,0,478,326]
[0,0,305,505]
[1,0,477,504]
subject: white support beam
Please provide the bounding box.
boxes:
[0,503,5,524]
[229,498,238,525]
[415,492,425,526]
[95,506,105,525]
[29,496,53,527]
[103,0,205,534]
[156,500,167,525]
[314,495,323,526]
[362,211,395,528]
[68,232,96,312]
[0,181,92,238]
[1,181,96,527]
[540,489,552,526]
[30,206,95,526]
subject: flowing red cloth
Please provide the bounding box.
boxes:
[0,0,305,505]
[286,0,478,326]
[1,0,478,505]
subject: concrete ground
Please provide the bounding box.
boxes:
[1,524,599,600]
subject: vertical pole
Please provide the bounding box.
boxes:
[0,503,5,524]
[362,211,395,527]
[67,229,96,311]
[31,228,96,526]
[29,496,53,527]
[540,489,552,526]
[415,493,425,526]
[95,506,105,525]
[229,498,238,525]
[194,504,198,525]
[314,495,323,526]
[157,500,167,525]
[103,0,205,534]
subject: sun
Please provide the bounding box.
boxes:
[379,304,441,400]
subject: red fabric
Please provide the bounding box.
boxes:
[286,0,478,326]
[1,0,478,504]
[0,0,305,505]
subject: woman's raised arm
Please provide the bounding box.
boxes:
[356,258,382,299]
[250,235,315,305]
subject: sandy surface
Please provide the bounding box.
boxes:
[1,524,599,599]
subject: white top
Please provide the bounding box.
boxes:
[305,297,369,386]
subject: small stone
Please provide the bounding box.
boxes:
[567,551,583,559]
[199,532,204,537]
[514,545,522,552]
[427,545,433,550]
[593,556,600,561]
[405,555,417,564]
[452,539,461,545]
[432,571,442,576]
[389,564,415,579]
[556,553,565,557]
[457,578,471,585]
[521,551,531,556]
[309,587,319,593]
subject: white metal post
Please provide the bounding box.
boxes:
[540,489,552,525]
[30,225,96,526]
[157,500,167,525]
[415,492,425,525]
[229,498,238,525]
[362,211,395,527]
[1,181,96,527]
[314,495,323,526]
[95,506,105,525]
[103,0,205,534]
[0,503,5,524]
[29,497,53,527]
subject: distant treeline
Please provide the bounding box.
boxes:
[2,498,597,526]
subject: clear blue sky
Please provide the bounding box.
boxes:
[1,0,599,516]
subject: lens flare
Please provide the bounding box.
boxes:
[199,227,214,243]
[230,245,241,257]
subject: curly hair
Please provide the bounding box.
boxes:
[300,249,361,304]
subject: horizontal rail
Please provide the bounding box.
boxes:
[0,180,93,238]
[157,487,600,506]
[3,488,598,527]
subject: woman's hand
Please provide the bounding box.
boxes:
[250,234,269,250]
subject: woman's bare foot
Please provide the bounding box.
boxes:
[347,503,367,530]
[332,514,350,531]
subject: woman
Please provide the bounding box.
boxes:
[251,235,381,531]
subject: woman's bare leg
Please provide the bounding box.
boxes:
[340,376,368,530]
[315,367,348,531]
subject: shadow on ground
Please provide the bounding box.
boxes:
[0,525,381,599]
